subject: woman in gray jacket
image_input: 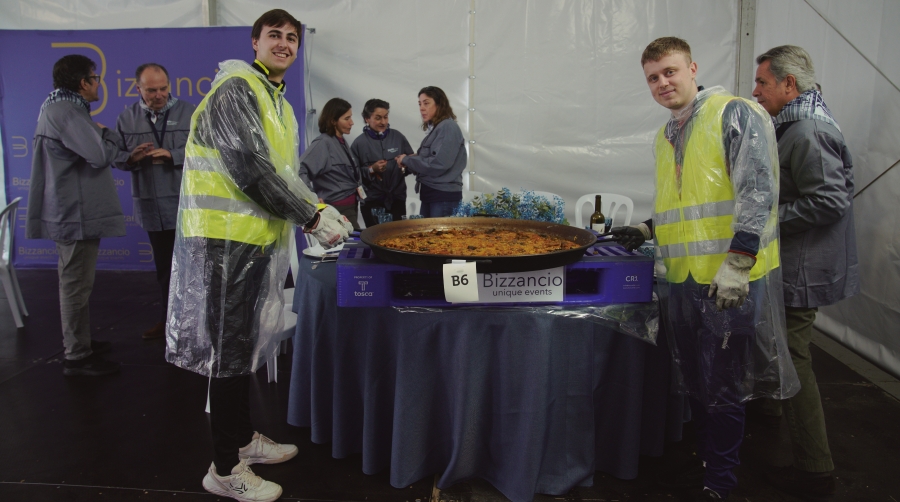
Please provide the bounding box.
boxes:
[397,86,467,218]
[299,98,362,229]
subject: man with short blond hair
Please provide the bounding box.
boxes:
[113,62,195,340]
[612,37,798,500]
[753,44,857,501]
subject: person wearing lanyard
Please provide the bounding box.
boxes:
[396,86,467,218]
[165,9,351,501]
[113,63,195,340]
[298,97,363,229]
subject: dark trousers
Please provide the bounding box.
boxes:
[668,275,762,497]
[690,398,747,497]
[361,198,406,227]
[205,240,270,376]
[210,375,253,475]
[147,229,176,320]
[205,240,271,474]
[419,200,460,218]
[333,202,360,231]
[777,307,834,472]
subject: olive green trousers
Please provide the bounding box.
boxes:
[762,306,834,472]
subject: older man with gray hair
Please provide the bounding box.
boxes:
[753,44,858,500]
[113,63,196,340]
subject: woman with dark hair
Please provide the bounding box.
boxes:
[299,97,362,229]
[397,86,467,218]
[351,98,414,226]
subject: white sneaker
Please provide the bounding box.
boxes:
[202,458,282,502]
[238,432,298,465]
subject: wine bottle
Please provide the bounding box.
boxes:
[589,195,606,233]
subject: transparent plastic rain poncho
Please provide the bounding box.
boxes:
[652,86,799,409]
[165,60,319,378]
[395,297,660,344]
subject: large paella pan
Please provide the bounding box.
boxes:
[359,217,597,273]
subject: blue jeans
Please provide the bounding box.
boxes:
[419,200,460,218]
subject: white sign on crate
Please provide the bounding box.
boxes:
[442,260,480,303]
[442,265,566,304]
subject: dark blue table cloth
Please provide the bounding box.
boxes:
[288,257,684,502]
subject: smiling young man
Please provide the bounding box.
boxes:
[350,99,414,226]
[113,63,196,340]
[26,54,125,377]
[165,9,352,502]
[611,37,798,500]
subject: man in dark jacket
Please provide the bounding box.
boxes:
[114,63,195,339]
[351,99,414,225]
[26,54,124,376]
[753,44,859,500]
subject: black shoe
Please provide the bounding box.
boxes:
[63,353,120,376]
[766,465,835,501]
[657,456,705,489]
[90,339,112,355]
[142,321,165,340]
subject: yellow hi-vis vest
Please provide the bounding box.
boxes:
[179,70,298,246]
[653,94,779,284]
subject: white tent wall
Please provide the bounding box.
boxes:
[468,1,736,223]
[0,0,205,28]
[2,0,896,377]
[217,0,736,227]
[755,0,900,378]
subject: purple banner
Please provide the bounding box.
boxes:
[0,27,306,270]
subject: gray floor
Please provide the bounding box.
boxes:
[2,269,899,502]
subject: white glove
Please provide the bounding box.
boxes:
[320,205,354,232]
[708,252,756,310]
[306,205,353,248]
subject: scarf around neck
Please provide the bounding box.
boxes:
[364,124,391,140]
[140,95,178,117]
[773,89,840,132]
[39,88,90,119]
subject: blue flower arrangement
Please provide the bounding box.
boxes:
[453,188,568,225]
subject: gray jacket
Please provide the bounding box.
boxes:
[26,101,125,241]
[777,119,859,307]
[403,119,467,193]
[298,133,359,203]
[350,128,414,210]
[113,99,195,231]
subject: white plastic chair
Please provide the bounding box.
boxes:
[1,197,28,328]
[574,193,634,229]
[406,196,421,216]
[267,287,296,383]
[267,232,300,383]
